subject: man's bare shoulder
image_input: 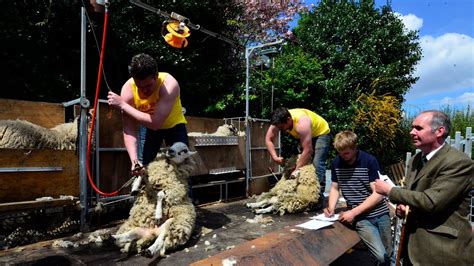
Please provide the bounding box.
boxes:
[120,78,134,100]
[161,74,180,96]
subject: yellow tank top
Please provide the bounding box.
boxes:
[131,72,187,129]
[287,108,330,138]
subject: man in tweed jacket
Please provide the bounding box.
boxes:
[375,110,473,265]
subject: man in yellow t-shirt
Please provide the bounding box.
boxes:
[265,107,331,207]
[107,53,188,169]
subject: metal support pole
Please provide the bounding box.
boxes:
[244,40,283,196]
[245,47,251,197]
[79,7,90,232]
[271,56,275,112]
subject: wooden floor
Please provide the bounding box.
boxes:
[0,199,364,265]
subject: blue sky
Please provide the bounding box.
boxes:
[299,0,474,115]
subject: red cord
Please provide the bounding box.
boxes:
[86,7,119,197]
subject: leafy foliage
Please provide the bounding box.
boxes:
[353,89,404,166]
[1,0,83,102]
[259,46,324,117]
[439,105,474,157]
[440,105,474,136]
[287,0,421,167]
[294,0,421,131]
[0,0,244,117]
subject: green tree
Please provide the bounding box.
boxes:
[1,1,83,102]
[106,0,244,117]
[0,0,244,118]
[259,46,324,117]
[290,0,421,166]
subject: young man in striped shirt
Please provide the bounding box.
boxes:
[324,130,391,266]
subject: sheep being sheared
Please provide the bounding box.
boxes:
[112,142,197,258]
[0,119,79,150]
[246,156,320,215]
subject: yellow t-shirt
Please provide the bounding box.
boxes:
[131,72,187,129]
[287,108,330,138]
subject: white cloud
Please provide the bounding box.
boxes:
[407,33,474,101]
[396,12,474,108]
[435,92,474,107]
[396,13,423,31]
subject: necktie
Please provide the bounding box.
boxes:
[421,156,428,166]
[416,155,427,173]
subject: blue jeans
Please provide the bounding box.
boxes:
[137,125,147,164]
[355,214,392,265]
[312,134,331,197]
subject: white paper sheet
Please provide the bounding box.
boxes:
[378,171,396,187]
[309,213,339,222]
[378,171,398,209]
[296,219,334,230]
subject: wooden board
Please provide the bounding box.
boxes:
[192,221,360,266]
[0,198,78,213]
[0,149,79,203]
[249,119,272,146]
[97,103,125,148]
[97,151,132,194]
[0,98,65,128]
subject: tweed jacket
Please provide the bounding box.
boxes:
[389,144,473,265]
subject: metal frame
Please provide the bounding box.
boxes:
[74,12,286,228]
[245,40,284,196]
[78,7,90,232]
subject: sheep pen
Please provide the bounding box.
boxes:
[246,156,321,215]
[111,142,197,258]
[0,118,79,150]
[0,118,83,249]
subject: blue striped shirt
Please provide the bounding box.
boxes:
[331,150,389,220]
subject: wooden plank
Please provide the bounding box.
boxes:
[191,221,360,266]
[0,149,79,203]
[97,151,132,194]
[249,120,272,147]
[248,176,270,196]
[248,119,278,179]
[0,198,78,212]
[389,162,405,186]
[97,102,125,148]
[0,98,64,128]
[250,149,279,177]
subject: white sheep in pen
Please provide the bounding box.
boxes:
[112,142,197,258]
[246,156,320,215]
[0,119,78,150]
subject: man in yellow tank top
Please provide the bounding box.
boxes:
[265,107,331,208]
[107,53,188,169]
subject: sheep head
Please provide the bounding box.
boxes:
[166,142,196,164]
